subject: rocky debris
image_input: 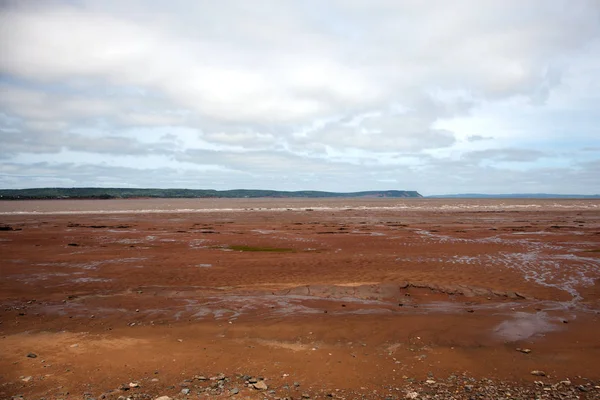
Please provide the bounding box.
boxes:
[129,382,140,388]
[531,370,547,376]
[26,353,37,358]
[18,371,597,400]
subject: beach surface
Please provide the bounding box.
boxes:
[1,198,600,399]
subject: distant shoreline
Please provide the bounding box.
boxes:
[0,188,422,200]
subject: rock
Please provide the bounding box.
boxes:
[155,397,172,400]
[26,353,37,358]
[516,348,531,354]
[530,370,546,376]
[464,385,473,392]
[253,381,268,390]
[22,376,33,382]
[230,388,239,395]
[195,375,207,381]
[129,382,139,388]
[405,392,419,399]
[181,388,190,395]
[302,394,311,399]
[294,382,300,387]
[425,379,436,385]
[248,377,258,384]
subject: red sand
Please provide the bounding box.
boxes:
[1,198,599,399]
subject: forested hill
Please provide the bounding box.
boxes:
[0,188,422,200]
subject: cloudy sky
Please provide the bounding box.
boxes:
[1,0,599,195]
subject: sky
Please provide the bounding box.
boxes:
[0,0,599,195]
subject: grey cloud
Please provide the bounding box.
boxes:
[0,130,177,157]
[463,148,547,163]
[467,135,492,142]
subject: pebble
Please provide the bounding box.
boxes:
[155,397,172,400]
[253,381,268,390]
[181,388,190,395]
[26,353,37,358]
[21,376,32,382]
[230,388,239,395]
[516,348,531,354]
[530,370,546,377]
[128,382,139,388]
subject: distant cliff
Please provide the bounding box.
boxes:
[0,188,422,200]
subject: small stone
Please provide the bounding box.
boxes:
[155,397,172,400]
[253,381,268,390]
[129,382,139,388]
[22,376,33,382]
[230,388,239,395]
[516,348,531,354]
[294,382,300,387]
[181,388,190,395]
[425,379,436,385]
[405,392,419,399]
[70,344,79,348]
[302,394,311,399]
[151,378,159,382]
[26,353,37,358]
[530,370,546,376]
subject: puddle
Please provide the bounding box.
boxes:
[493,312,561,341]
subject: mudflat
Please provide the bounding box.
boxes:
[1,198,600,399]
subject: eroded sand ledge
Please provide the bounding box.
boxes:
[1,199,600,399]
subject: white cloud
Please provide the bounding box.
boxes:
[0,0,599,193]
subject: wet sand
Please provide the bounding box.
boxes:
[1,198,600,399]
